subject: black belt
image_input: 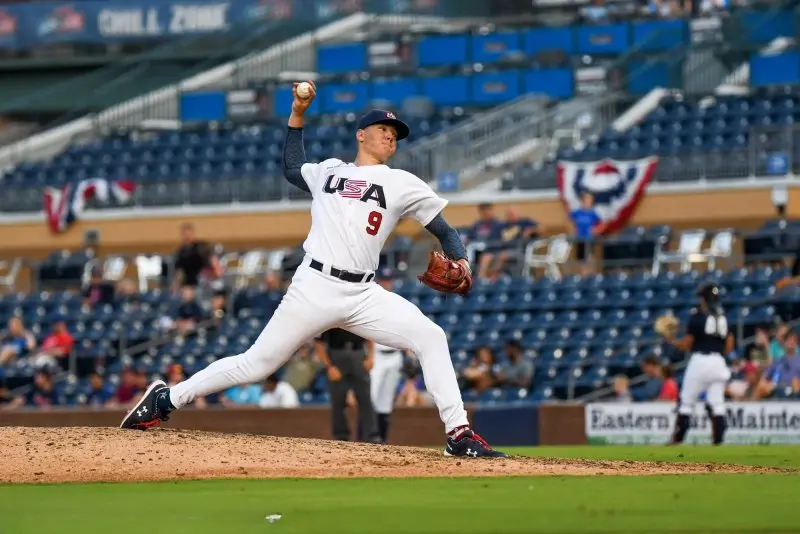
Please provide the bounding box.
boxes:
[310,259,375,283]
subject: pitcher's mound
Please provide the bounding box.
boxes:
[0,426,774,483]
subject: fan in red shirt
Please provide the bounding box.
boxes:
[30,320,74,371]
[659,365,679,402]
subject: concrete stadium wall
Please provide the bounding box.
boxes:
[0,186,792,256]
[0,405,588,446]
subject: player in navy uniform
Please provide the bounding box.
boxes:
[661,283,733,445]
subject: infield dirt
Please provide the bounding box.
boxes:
[0,426,781,483]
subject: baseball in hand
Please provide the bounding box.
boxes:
[296,82,313,99]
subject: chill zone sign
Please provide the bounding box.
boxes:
[585,402,800,444]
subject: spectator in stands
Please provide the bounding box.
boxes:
[754,330,800,398]
[258,374,300,408]
[174,286,206,335]
[469,203,504,279]
[395,356,432,408]
[751,326,773,365]
[658,364,679,402]
[116,278,141,307]
[8,370,58,409]
[632,355,664,401]
[488,207,539,280]
[568,192,606,275]
[85,372,114,407]
[612,375,633,402]
[172,222,223,293]
[282,342,322,393]
[264,270,284,292]
[207,288,228,332]
[220,382,262,406]
[460,346,498,393]
[771,324,790,362]
[496,340,533,388]
[727,361,761,401]
[29,319,75,371]
[107,367,144,408]
[82,266,116,309]
[0,316,36,366]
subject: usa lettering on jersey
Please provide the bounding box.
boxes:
[323,175,387,209]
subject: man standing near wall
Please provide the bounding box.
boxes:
[316,328,380,443]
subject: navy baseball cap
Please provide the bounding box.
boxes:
[357,109,410,140]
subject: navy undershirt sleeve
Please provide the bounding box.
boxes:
[282,126,310,193]
[425,213,468,261]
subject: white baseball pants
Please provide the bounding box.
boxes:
[169,255,469,433]
[370,351,404,414]
[678,352,731,416]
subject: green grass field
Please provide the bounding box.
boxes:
[2,445,798,534]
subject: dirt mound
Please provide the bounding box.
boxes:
[0,427,779,484]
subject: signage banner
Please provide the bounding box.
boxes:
[585,402,800,445]
[0,0,459,50]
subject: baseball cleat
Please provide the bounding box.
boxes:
[444,429,509,458]
[120,380,171,430]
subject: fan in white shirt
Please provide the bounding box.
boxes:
[258,374,300,409]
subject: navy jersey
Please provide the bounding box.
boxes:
[687,307,728,354]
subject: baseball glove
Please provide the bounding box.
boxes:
[654,315,679,337]
[417,250,473,296]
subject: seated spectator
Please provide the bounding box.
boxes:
[727,361,761,401]
[174,286,206,335]
[658,365,679,402]
[29,319,75,371]
[0,316,36,366]
[107,367,144,408]
[85,372,114,407]
[395,355,432,407]
[568,192,606,275]
[460,346,498,393]
[611,375,633,402]
[258,374,300,408]
[220,382,262,406]
[496,340,533,388]
[82,266,116,309]
[632,355,664,401]
[282,342,322,393]
[116,278,141,306]
[750,326,772,365]
[488,207,539,279]
[754,331,800,398]
[8,370,58,409]
[468,203,504,279]
[770,324,790,362]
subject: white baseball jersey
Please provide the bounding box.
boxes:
[300,158,447,272]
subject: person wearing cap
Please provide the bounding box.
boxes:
[368,267,406,443]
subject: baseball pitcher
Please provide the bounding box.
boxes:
[661,283,733,445]
[120,80,508,458]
